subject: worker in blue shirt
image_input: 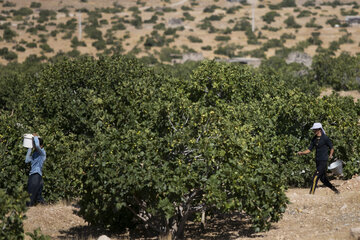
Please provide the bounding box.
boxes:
[25,133,46,206]
[297,123,339,194]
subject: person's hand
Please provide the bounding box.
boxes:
[297,151,302,156]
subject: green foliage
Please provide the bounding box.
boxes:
[262,11,280,24]
[1,54,360,239]
[280,0,297,7]
[214,43,241,57]
[26,228,51,240]
[13,7,33,17]
[144,31,165,49]
[303,0,315,7]
[0,111,29,240]
[0,188,27,240]
[232,19,251,31]
[297,10,312,18]
[84,25,103,40]
[214,35,231,42]
[40,43,53,53]
[325,16,337,26]
[38,10,56,23]
[284,16,302,28]
[312,52,360,90]
[188,35,203,43]
[76,59,290,236]
[3,27,17,42]
[183,12,195,21]
[92,39,106,50]
[203,5,220,13]
[30,2,41,8]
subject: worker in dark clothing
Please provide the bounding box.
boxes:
[297,123,339,194]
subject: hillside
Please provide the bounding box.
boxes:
[1,0,360,64]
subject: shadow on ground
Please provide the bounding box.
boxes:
[59,211,263,239]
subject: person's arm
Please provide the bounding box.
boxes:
[297,149,311,156]
[329,148,334,160]
[32,134,43,154]
[298,137,314,156]
[326,136,334,160]
[25,148,32,163]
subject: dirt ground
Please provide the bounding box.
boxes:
[23,175,360,240]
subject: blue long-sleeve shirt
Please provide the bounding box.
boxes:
[25,136,46,176]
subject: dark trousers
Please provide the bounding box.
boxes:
[27,173,45,206]
[309,160,336,194]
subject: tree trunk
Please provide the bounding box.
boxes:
[201,209,206,230]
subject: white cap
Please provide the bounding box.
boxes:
[310,122,325,134]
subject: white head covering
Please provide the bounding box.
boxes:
[310,122,326,134]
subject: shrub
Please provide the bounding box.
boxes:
[262,11,280,24]
[203,5,220,13]
[188,35,203,43]
[30,2,41,8]
[3,1,16,7]
[233,19,251,31]
[130,15,142,29]
[280,0,297,7]
[50,30,58,37]
[112,22,126,30]
[183,12,195,21]
[14,44,26,52]
[262,38,283,51]
[40,43,53,52]
[144,31,165,49]
[84,25,102,40]
[326,17,341,27]
[144,15,157,23]
[26,27,37,35]
[197,19,213,30]
[245,28,259,44]
[226,6,242,14]
[215,35,231,42]
[297,10,312,18]
[341,8,358,16]
[181,5,193,11]
[305,18,322,29]
[71,37,86,48]
[307,32,322,45]
[92,39,106,50]
[303,0,315,7]
[164,28,177,35]
[13,7,33,17]
[284,16,301,28]
[3,27,17,41]
[207,14,224,21]
[153,23,165,30]
[38,10,57,23]
[201,45,212,51]
[26,42,37,48]
[162,7,176,12]
[3,50,18,60]
[214,43,241,57]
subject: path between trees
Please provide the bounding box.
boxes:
[23,176,360,240]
